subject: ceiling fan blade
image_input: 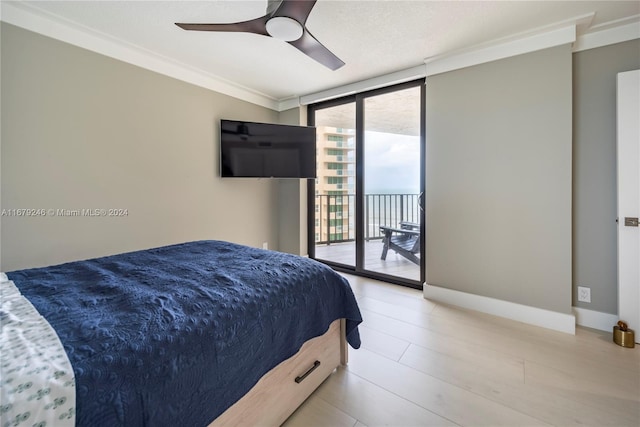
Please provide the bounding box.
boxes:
[175,16,269,36]
[273,0,317,24]
[288,29,345,70]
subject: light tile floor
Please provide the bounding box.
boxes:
[283,274,640,427]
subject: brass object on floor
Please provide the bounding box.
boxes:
[613,321,635,348]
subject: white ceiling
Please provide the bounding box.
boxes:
[5,1,640,104]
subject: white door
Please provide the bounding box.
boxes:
[617,69,640,341]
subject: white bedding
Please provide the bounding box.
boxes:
[0,273,76,427]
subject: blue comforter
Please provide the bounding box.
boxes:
[8,240,362,426]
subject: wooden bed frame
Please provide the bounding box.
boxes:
[209,319,348,426]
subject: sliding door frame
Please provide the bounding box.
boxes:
[308,79,426,289]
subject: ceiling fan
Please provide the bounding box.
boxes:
[175,0,345,70]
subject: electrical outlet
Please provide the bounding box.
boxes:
[578,286,591,303]
[262,242,268,250]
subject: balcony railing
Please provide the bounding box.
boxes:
[315,193,421,245]
[322,169,355,177]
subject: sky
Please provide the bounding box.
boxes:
[364,131,420,195]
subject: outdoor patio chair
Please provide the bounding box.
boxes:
[379,221,421,265]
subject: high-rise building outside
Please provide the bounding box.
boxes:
[314,126,355,243]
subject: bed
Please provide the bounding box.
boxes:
[0,240,362,427]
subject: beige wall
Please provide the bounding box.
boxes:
[425,45,573,314]
[1,23,280,270]
[573,39,640,315]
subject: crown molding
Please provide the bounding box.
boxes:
[424,12,640,77]
[425,24,577,77]
[3,1,638,111]
[0,1,280,111]
[573,15,640,52]
[278,97,302,112]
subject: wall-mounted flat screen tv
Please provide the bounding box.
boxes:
[220,120,316,178]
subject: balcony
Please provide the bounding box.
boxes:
[322,154,353,163]
[322,168,355,177]
[322,140,356,149]
[314,193,421,281]
[315,240,419,281]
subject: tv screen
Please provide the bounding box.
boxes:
[220,120,316,178]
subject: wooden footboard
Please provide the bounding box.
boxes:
[209,319,347,426]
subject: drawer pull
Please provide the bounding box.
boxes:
[295,360,321,384]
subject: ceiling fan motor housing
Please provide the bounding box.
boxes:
[266,16,303,41]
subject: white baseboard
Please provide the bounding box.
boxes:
[424,284,576,335]
[572,307,618,332]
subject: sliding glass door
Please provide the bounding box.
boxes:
[309,80,425,288]
[310,101,357,268]
[362,85,423,282]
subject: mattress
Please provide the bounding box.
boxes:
[4,240,362,426]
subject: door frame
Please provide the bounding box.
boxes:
[307,79,426,289]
